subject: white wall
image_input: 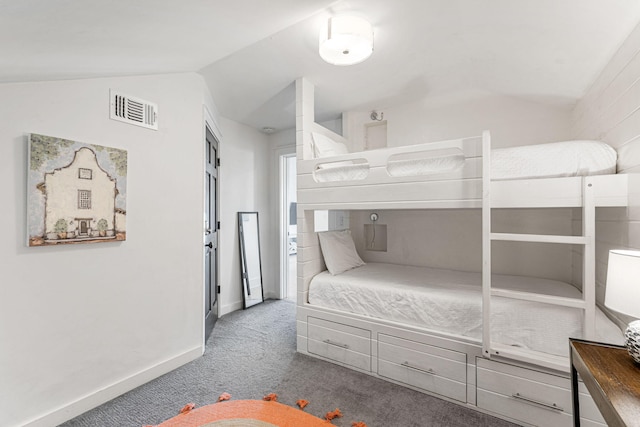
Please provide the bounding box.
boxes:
[570,22,640,326]
[0,73,216,427]
[350,208,575,282]
[345,90,572,151]
[218,118,274,313]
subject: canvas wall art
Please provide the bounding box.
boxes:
[27,134,127,246]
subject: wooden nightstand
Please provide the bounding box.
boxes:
[569,338,640,427]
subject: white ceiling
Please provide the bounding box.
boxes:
[2,0,640,132]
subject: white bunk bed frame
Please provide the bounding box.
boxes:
[294,78,629,426]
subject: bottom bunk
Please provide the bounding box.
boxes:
[307,262,623,359]
[296,240,623,426]
[294,197,627,426]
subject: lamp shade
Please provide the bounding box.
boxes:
[605,249,640,318]
[319,16,373,66]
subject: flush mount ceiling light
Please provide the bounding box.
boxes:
[319,15,373,66]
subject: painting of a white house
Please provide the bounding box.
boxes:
[28,134,127,246]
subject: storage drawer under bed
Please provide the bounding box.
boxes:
[476,358,605,427]
[307,317,371,371]
[377,334,467,402]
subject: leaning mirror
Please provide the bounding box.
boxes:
[238,212,264,308]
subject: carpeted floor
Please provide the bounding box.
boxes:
[60,299,517,427]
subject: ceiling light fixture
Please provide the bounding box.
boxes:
[319,15,373,66]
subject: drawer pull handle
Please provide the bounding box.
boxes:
[401,361,435,375]
[511,393,564,412]
[323,339,349,349]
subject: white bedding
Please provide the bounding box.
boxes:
[308,263,623,357]
[313,140,617,183]
[492,140,617,180]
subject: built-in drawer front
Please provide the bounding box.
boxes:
[477,358,605,427]
[378,334,467,402]
[307,317,371,371]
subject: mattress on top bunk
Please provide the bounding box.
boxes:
[307,262,623,357]
[492,140,616,180]
[313,140,617,182]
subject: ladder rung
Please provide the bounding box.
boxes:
[491,288,587,309]
[491,232,588,245]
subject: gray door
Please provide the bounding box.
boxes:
[204,126,219,341]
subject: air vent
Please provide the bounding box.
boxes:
[110,90,158,130]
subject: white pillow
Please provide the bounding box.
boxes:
[311,132,349,158]
[317,230,365,275]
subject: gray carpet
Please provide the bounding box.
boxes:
[60,299,516,427]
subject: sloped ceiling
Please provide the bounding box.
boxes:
[2,0,640,132]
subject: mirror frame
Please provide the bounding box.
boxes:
[238,212,264,309]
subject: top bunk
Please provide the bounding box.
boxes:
[295,78,630,211]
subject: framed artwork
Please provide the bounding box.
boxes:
[27,133,127,246]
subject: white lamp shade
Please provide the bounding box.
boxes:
[319,16,373,66]
[605,249,640,318]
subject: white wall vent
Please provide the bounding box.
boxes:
[110,90,158,130]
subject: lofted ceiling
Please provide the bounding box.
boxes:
[2,0,640,133]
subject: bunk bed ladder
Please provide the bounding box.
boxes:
[482,132,596,370]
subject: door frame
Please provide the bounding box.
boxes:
[204,105,222,344]
[277,148,296,300]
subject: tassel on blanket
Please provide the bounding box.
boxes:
[324,408,342,421]
[296,399,309,410]
[217,392,232,402]
[263,393,278,401]
[178,403,195,414]
[352,422,368,427]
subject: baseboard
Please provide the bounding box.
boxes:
[219,300,243,316]
[19,345,203,427]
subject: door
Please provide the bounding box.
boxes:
[283,154,298,301]
[79,220,89,236]
[281,154,297,300]
[204,126,219,341]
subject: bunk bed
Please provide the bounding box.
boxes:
[294,78,631,427]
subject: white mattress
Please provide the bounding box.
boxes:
[491,140,617,180]
[308,263,623,357]
[313,140,617,183]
